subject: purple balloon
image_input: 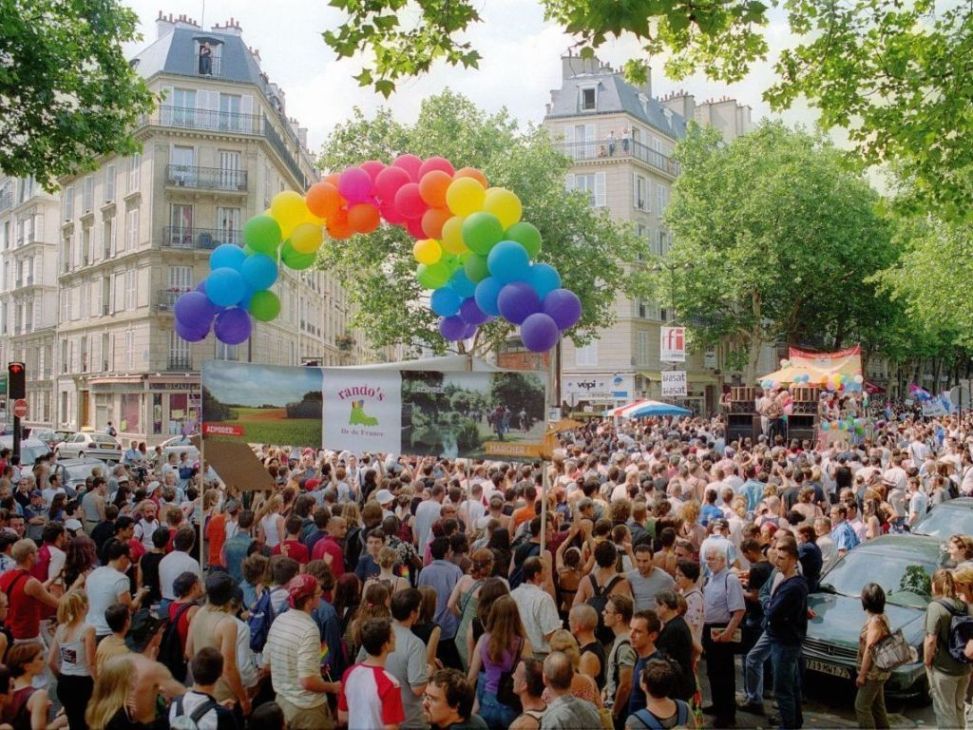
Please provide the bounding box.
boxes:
[214,307,252,345]
[174,291,218,328]
[195,280,207,294]
[338,167,374,204]
[497,282,541,325]
[459,298,489,326]
[542,288,582,330]
[439,315,467,341]
[520,312,560,352]
[460,322,478,339]
[175,318,210,343]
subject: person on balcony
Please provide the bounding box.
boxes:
[199,43,212,75]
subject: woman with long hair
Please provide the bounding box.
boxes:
[855,582,891,729]
[333,573,362,641]
[486,528,511,580]
[3,641,65,729]
[47,589,96,728]
[924,569,971,730]
[413,586,442,669]
[47,494,67,524]
[349,582,391,653]
[467,595,533,729]
[63,535,98,589]
[255,494,285,549]
[447,548,496,671]
[364,547,410,596]
[85,656,138,730]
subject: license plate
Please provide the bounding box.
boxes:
[807,658,851,679]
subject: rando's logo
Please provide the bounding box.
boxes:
[349,400,379,427]
[337,385,385,401]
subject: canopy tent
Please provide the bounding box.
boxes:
[609,400,692,418]
[756,363,829,385]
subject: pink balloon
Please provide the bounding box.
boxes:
[379,200,406,226]
[394,182,426,219]
[405,216,426,239]
[392,154,423,181]
[374,166,412,203]
[338,167,373,204]
[360,160,386,182]
[418,156,455,178]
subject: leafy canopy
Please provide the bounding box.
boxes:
[317,90,649,356]
[0,0,155,188]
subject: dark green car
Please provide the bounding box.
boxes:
[803,534,943,697]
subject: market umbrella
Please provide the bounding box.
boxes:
[612,400,692,418]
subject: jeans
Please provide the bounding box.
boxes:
[744,630,773,704]
[927,667,971,730]
[854,677,889,729]
[770,642,801,729]
[478,690,519,730]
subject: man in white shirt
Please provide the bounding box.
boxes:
[511,557,561,657]
[459,483,485,532]
[414,483,445,555]
[86,541,149,638]
[159,526,202,607]
[134,500,160,550]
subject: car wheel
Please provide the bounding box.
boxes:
[78,451,85,459]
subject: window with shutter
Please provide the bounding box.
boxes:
[83,176,94,212]
[127,208,139,249]
[126,270,137,309]
[594,172,606,207]
[104,165,116,202]
[633,174,647,211]
[128,154,141,193]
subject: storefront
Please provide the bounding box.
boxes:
[84,376,200,443]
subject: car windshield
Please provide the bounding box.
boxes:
[913,507,972,538]
[819,551,933,608]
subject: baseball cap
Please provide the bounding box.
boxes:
[30,490,42,498]
[64,518,83,532]
[375,489,395,505]
[287,574,320,608]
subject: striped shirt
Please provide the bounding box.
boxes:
[265,609,326,709]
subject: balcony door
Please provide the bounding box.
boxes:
[218,150,242,190]
[171,146,195,186]
[169,204,193,247]
[217,207,241,245]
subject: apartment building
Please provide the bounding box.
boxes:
[543,55,773,413]
[42,13,375,441]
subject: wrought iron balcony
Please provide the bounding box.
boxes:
[556,138,679,176]
[155,289,190,311]
[161,226,241,250]
[155,105,261,135]
[166,165,247,192]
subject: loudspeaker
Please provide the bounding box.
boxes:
[727,413,760,443]
[786,414,817,443]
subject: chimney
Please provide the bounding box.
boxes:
[561,53,603,81]
[297,127,308,149]
[173,14,199,29]
[661,89,695,121]
[212,17,243,36]
[156,10,175,39]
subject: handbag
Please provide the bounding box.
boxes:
[872,627,916,671]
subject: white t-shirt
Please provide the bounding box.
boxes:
[339,663,404,730]
[158,550,201,600]
[168,690,221,730]
[134,518,159,550]
[47,545,66,583]
[85,566,131,635]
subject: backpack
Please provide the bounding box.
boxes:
[170,694,219,730]
[630,700,690,730]
[157,603,193,681]
[508,542,541,590]
[587,573,623,645]
[937,599,973,664]
[248,587,277,653]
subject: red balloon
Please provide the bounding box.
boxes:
[360,160,386,182]
[418,156,455,179]
[326,209,353,240]
[380,201,406,226]
[374,166,412,204]
[406,216,426,239]
[394,182,427,219]
[348,203,381,234]
[392,154,423,181]
[419,170,452,208]
[305,182,342,219]
[421,207,452,239]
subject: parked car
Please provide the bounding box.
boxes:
[54,432,123,463]
[803,535,943,697]
[911,497,973,539]
[0,436,53,466]
[159,434,200,463]
[51,458,107,498]
[27,428,57,449]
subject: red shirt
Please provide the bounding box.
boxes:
[271,539,309,565]
[206,513,227,567]
[311,536,344,577]
[0,569,40,639]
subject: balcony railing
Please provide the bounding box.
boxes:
[167,354,193,371]
[161,226,241,250]
[155,289,190,311]
[196,55,223,77]
[166,165,247,192]
[557,138,680,176]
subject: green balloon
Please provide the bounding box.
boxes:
[462,212,504,256]
[463,253,489,283]
[281,241,316,270]
[244,215,282,255]
[417,262,451,289]
[248,290,281,321]
[505,221,542,259]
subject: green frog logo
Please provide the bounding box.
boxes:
[349,399,379,426]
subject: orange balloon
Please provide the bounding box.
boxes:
[327,209,353,240]
[305,182,342,219]
[421,207,452,239]
[348,203,381,234]
[324,173,341,187]
[454,166,488,188]
[418,170,452,208]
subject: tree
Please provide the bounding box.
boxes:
[0,0,155,188]
[660,121,896,381]
[317,91,649,356]
[323,0,973,221]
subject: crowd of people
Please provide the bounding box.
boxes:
[0,407,970,729]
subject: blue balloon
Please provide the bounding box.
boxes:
[497,282,541,325]
[474,276,504,316]
[528,263,562,299]
[449,269,476,299]
[210,243,246,271]
[241,253,279,291]
[206,267,247,307]
[430,287,462,317]
[439,315,467,341]
[487,241,531,284]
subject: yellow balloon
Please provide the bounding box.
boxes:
[413,238,443,265]
[440,216,468,255]
[446,177,486,217]
[271,191,308,238]
[483,187,522,229]
[291,222,324,254]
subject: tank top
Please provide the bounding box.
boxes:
[186,605,233,701]
[260,514,281,548]
[3,686,35,730]
[0,570,39,640]
[479,635,522,694]
[580,640,607,687]
[83,491,102,522]
[57,623,91,676]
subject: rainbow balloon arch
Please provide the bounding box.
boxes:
[173,155,582,353]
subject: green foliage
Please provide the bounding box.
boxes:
[0,0,156,188]
[317,91,650,356]
[490,373,545,420]
[661,121,896,379]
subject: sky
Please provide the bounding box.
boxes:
[204,361,322,406]
[122,0,826,155]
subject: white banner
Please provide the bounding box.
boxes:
[662,370,688,397]
[564,377,611,401]
[660,327,686,363]
[323,369,402,454]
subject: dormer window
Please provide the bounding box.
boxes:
[580,86,596,111]
[194,38,223,76]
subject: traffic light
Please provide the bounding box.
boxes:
[7,362,25,399]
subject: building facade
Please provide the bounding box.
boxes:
[543,56,773,414]
[0,13,379,442]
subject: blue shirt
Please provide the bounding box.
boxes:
[312,598,345,678]
[700,503,723,526]
[737,480,766,514]
[831,521,859,553]
[703,568,746,624]
[627,650,662,716]
[355,554,381,583]
[222,533,252,583]
[417,559,463,639]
